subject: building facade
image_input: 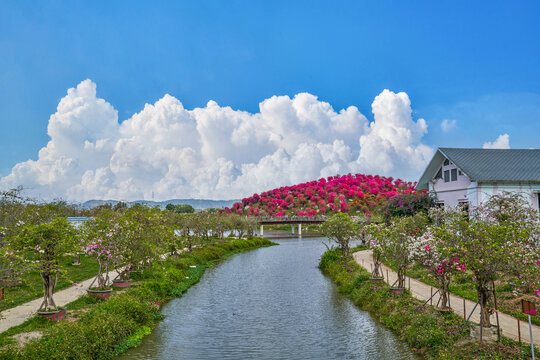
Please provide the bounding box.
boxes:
[416,148,540,210]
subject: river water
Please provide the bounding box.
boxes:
[118,234,417,360]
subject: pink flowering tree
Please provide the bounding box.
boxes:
[409,228,465,309]
[365,223,385,279]
[378,214,429,289]
[10,218,77,312]
[82,209,121,290]
[439,194,540,328]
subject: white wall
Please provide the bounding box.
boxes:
[468,182,540,210]
[429,160,471,207]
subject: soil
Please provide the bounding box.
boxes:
[12,331,42,347]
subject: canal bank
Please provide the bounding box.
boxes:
[118,235,417,360]
[0,237,275,360]
[319,248,540,359]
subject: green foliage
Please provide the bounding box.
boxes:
[319,248,538,359]
[0,254,99,312]
[0,237,275,360]
[382,192,435,221]
[165,203,195,214]
[318,213,359,256]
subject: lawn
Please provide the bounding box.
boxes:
[0,254,99,312]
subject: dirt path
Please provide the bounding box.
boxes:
[353,249,540,345]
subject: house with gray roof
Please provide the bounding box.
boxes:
[416,148,540,210]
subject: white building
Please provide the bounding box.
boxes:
[416,148,540,210]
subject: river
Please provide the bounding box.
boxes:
[118,234,417,359]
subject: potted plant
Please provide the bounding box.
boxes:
[10,218,77,320]
[365,223,386,283]
[82,210,119,299]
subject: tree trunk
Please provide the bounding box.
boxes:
[39,272,57,312]
[478,287,491,327]
[397,268,406,288]
[436,275,451,309]
[372,258,382,278]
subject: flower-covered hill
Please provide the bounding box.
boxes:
[223,173,428,217]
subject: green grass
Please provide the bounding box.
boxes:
[0,237,276,360]
[320,249,540,359]
[0,254,99,312]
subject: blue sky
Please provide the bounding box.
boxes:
[0,1,539,200]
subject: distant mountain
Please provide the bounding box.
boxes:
[80,198,239,210]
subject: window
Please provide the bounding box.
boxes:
[444,170,450,182]
[435,201,444,208]
[458,170,462,175]
[451,169,457,181]
[434,168,442,180]
[458,201,470,220]
[444,159,449,166]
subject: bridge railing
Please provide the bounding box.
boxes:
[257,216,327,222]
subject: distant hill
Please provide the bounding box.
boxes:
[80,198,239,210]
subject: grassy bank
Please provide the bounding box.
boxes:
[0,237,275,360]
[319,249,539,359]
[382,260,540,327]
[0,254,99,312]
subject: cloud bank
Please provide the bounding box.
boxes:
[0,80,434,201]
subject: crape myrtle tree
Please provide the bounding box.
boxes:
[365,223,386,279]
[82,208,121,290]
[319,213,359,256]
[10,218,77,312]
[180,214,199,252]
[114,205,171,280]
[210,214,230,241]
[437,192,540,328]
[0,190,79,292]
[380,214,429,289]
[407,206,467,309]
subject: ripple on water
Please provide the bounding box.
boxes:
[118,236,418,360]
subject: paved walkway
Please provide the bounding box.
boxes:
[353,249,540,345]
[0,249,186,334]
[0,269,116,333]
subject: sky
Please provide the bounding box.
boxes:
[0,1,539,201]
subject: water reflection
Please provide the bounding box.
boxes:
[118,235,417,360]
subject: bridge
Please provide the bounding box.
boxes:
[257,216,327,236]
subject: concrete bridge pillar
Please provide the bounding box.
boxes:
[299,224,302,236]
[291,225,295,234]
[260,225,264,236]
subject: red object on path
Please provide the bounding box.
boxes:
[38,308,65,322]
[87,288,113,299]
[112,279,131,288]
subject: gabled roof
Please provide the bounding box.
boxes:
[416,148,540,189]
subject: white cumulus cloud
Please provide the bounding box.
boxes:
[483,134,510,149]
[440,119,457,132]
[1,80,435,201]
